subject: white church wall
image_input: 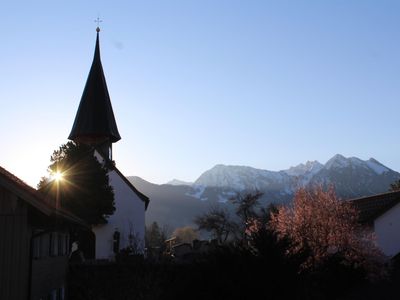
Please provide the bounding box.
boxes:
[374,202,400,257]
[93,169,146,260]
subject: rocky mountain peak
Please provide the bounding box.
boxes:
[166,179,193,186]
[285,160,323,177]
[325,154,349,170]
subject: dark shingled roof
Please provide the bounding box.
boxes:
[68,31,121,143]
[0,166,88,228]
[349,190,400,224]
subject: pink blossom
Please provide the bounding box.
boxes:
[266,186,386,279]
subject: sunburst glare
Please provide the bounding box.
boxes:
[52,171,63,182]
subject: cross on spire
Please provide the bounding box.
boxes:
[95,17,103,32]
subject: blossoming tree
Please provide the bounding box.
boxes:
[265,186,385,278]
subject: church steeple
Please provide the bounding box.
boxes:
[68,28,121,159]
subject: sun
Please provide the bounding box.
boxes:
[53,171,63,182]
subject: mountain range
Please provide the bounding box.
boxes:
[128,154,400,230]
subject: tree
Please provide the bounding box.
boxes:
[195,205,236,244]
[145,222,171,248]
[145,222,162,248]
[389,180,400,191]
[229,191,263,240]
[172,226,199,244]
[195,192,264,244]
[230,191,263,222]
[267,186,385,278]
[38,141,115,225]
[145,221,172,260]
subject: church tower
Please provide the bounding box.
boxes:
[68,27,149,259]
[68,27,121,160]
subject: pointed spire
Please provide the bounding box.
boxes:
[68,29,121,145]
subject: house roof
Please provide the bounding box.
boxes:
[0,165,88,228]
[68,29,121,144]
[349,190,400,223]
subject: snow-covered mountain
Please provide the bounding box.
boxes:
[324,154,388,175]
[166,179,193,186]
[190,154,397,199]
[307,154,396,198]
[194,164,293,193]
[131,154,400,229]
[284,160,323,177]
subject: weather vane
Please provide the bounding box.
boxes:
[95,17,103,32]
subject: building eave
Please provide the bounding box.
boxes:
[348,190,400,223]
[111,166,150,210]
[0,165,89,229]
[94,149,150,210]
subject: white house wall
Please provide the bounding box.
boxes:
[374,202,400,257]
[93,170,145,259]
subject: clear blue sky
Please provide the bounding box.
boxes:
[0,0,399,186]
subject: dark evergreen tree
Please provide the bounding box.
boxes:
[38,141,115,225]
[145,221,171,259]
[145,222,162,248]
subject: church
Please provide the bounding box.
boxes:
[68,27,149,259]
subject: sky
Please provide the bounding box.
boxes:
[0,0,400,187]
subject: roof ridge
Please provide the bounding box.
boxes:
[0,165,88,227]
[349,190,400,223]
[348,189,400,202]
